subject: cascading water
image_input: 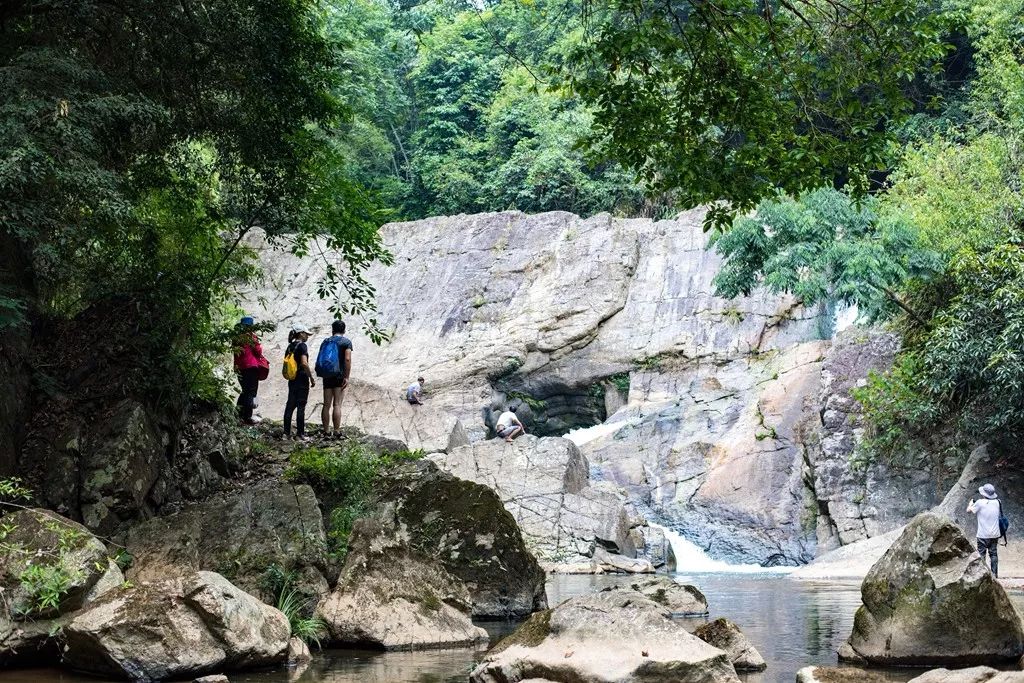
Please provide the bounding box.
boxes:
[654,524,795,575]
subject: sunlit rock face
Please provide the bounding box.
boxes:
[244,209,932,566]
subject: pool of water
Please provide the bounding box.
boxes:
[5,573,1018,683]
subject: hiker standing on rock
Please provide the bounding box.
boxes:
[233,316,269,425]
[407,376,425,405]
[316,319,352,438]
[495,406,525,443]
[968,483,1005,578]
[283,324,315,440]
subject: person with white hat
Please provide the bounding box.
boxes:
[283,323,315,440]
[968,483,1003,577]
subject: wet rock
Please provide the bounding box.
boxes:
[603,576,708,615]
[317,517,488,650]
[694,618,766,672]
[470,589,739,682]
[795,666,893,683]
[64,570,288,680]
[430,436,638,567]
[908,666,1024,682]
[841,512,1024,666]
[369,459,546,618]
[121,481,329,608]
[286,637,311,666]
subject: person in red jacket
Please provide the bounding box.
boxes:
[233,316,265,425]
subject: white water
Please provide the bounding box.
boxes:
[564,417,637,446]
[657,524,795,575]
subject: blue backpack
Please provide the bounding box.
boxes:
[315,337,342,378]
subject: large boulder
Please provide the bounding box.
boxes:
[430,436,640,566]
[909,667,1024,682]
[64,570,289,680]
[693,618,765,672]
[120,481,330,607]
[603,577,708,616]
[795,667,893,683]
[841,512,1024,666]
[470,589,740,683]
[369,459,546,618]
[316,517,488,650]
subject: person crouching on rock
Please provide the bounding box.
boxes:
[968,483,1003,578]
[233,316,267,425]
[283,324,315,440]
[406,376,425,405]
[495,406,525,443]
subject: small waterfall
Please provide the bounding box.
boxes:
[655,524,795,575]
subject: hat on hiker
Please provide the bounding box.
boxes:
[291,323,310,335]
[979,483,998,499]
[240,316,255,326]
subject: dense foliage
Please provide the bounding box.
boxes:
[0,0,389,401]
[711,0,1024,470]
[566,0,955,227]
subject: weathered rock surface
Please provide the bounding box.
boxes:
[64,570,289,680]
[317,517,488,650]
[842,512,1024,666]
[790,530,901,580]
[693,618,765,672]
[909,667,1024,682]
[590,547,654,574]
[603,577,708,615]
[430,435,644,566]
[809,328,936,551]
[0,509,124,664]
[578,342,826,566]
[795,666,892,683]
[121,481,330,607]
[470,588,740,682]
[368,459,546,618]
[339,380,469,453]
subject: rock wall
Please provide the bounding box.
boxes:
[243,209,934,566]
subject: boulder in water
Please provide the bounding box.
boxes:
[908,667,1024,682]
[602,576,708,615]
[368,459,546,618]
[841,512,1024,666]
[795,667,893,682]
[694,618,766,672]
[64,570,289,680]
[317,517,488,650]
[470,588,740,682]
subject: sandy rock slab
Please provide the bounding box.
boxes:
[470,588,740,682]
[64,570,289,681]
[840,512,1024,667]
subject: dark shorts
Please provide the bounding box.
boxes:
[322,376,346,390]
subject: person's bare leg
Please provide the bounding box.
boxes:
[321,388,333,434]
[331,387,344,431]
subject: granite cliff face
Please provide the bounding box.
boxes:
[243,209,933,566]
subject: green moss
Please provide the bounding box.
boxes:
[489,609,552,654]
[608,372,631,394]
[420,592,442,612]
[507,390,546,411]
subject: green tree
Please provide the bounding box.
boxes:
[566,0,954,227]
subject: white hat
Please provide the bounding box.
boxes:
[291,323,310,335]
[979,484,997,499]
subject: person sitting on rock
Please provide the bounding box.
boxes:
[968,483,1003,577]
[495,406,525,443]
[406,376,425,405]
